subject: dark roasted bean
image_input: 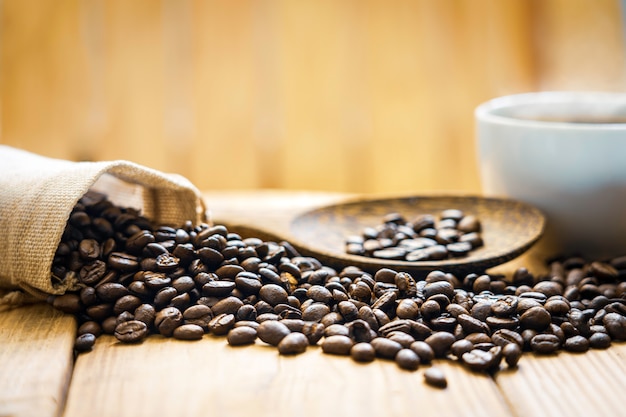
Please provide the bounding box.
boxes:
[74,333,97,352]
[277,332,308,355]
[114,320,148,343]
[322,335,354,355]
[530,334,561,354]
[173,324,204,340]
[423,367,447,389]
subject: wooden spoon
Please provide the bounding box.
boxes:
[208,192,545,277]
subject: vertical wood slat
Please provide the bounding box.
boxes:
[1,1,624,194]
[0,304,76,417]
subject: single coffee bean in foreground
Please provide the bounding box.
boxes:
[424,367,447,389]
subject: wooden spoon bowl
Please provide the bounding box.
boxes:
[285,195,545,276]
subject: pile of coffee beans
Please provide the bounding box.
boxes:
[49,192,626,389]
[345,210,483,261]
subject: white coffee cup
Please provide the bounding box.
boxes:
[475,91,626,259]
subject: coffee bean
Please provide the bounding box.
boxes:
[520,306,551,331]
[322,335,354,355]
[491,329,524,349]
[350,342,376,362]
[114,320,148,343]
[502,343,522,367]
[51,294,82,314]
[423,367,447,389]
[302,322,326,345]
[75,333,96,352]
[302,303,331,322]
[371,337,403,359]
[589,332,612,349]
[563,335,590,353]
[172,324,204,340]
[278,332,308,355]
[207,313,236,336]
[134,304,157,327]
[257,320,291,346]
[462,348,501,372]
[259,284,289,306]
[450,339,474,358]
[425,332,456,357]
[530,334,561,354]
[395,348,420,370]
[227,326,258,346]
[603,312,626,340]
[154,306,183,337]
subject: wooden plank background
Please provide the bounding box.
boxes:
[1,0,625,194]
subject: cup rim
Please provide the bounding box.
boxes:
[475,91,626,130]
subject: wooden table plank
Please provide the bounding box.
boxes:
[63,334,513,417]
[495,343,626,417]
[0,303,76,417]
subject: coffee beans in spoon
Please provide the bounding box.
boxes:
[345,210,484,261]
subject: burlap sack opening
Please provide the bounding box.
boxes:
[0,145,207,304]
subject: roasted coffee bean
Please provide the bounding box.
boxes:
[462,347,501,372]
[211,296,244,316]
[134,304,157,327]
[325,324,350,338]
[79,260,107,285]
[409,341,435,364]
[173,324,204,340]
[227,326,258,346]
[563,335,590,353]
[388,331,415,348]
[491,329,524,348]
[154,287,178,307]
[451,339,474,358]
[114,320,149,343]
[107,252,139,272]
[202,280,236,297]
[589,332,612,349]
[423,367,447,389]
[207,313,236,336]
[457,313,490,334]
[51,294,82,314]
[603,312,626,340]
[301,322,325,345]
[502,342,522,367]
[259,284,289,306]
[395,348,420,370]
[302,303,331,322]
[371,337,403,359]
[425,332,456,358]
[491,295,518,317]
[322,335,354,355]
[520,306,551,331]
[350,342,376,362]
[530,334,561,354]
[350,211,483,261]
[75,333,96,352]
[113,294,142,315]
[154,306,183,337]
[78,321,102,337]
[257,320,291,346]
[277,332,308,355]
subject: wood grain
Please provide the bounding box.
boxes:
[0,304,76,417]
[63,335,513,417]
[495,344,626,417]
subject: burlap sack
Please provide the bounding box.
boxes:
[0,145,207,304]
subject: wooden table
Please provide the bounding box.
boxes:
[1,190,625,417]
